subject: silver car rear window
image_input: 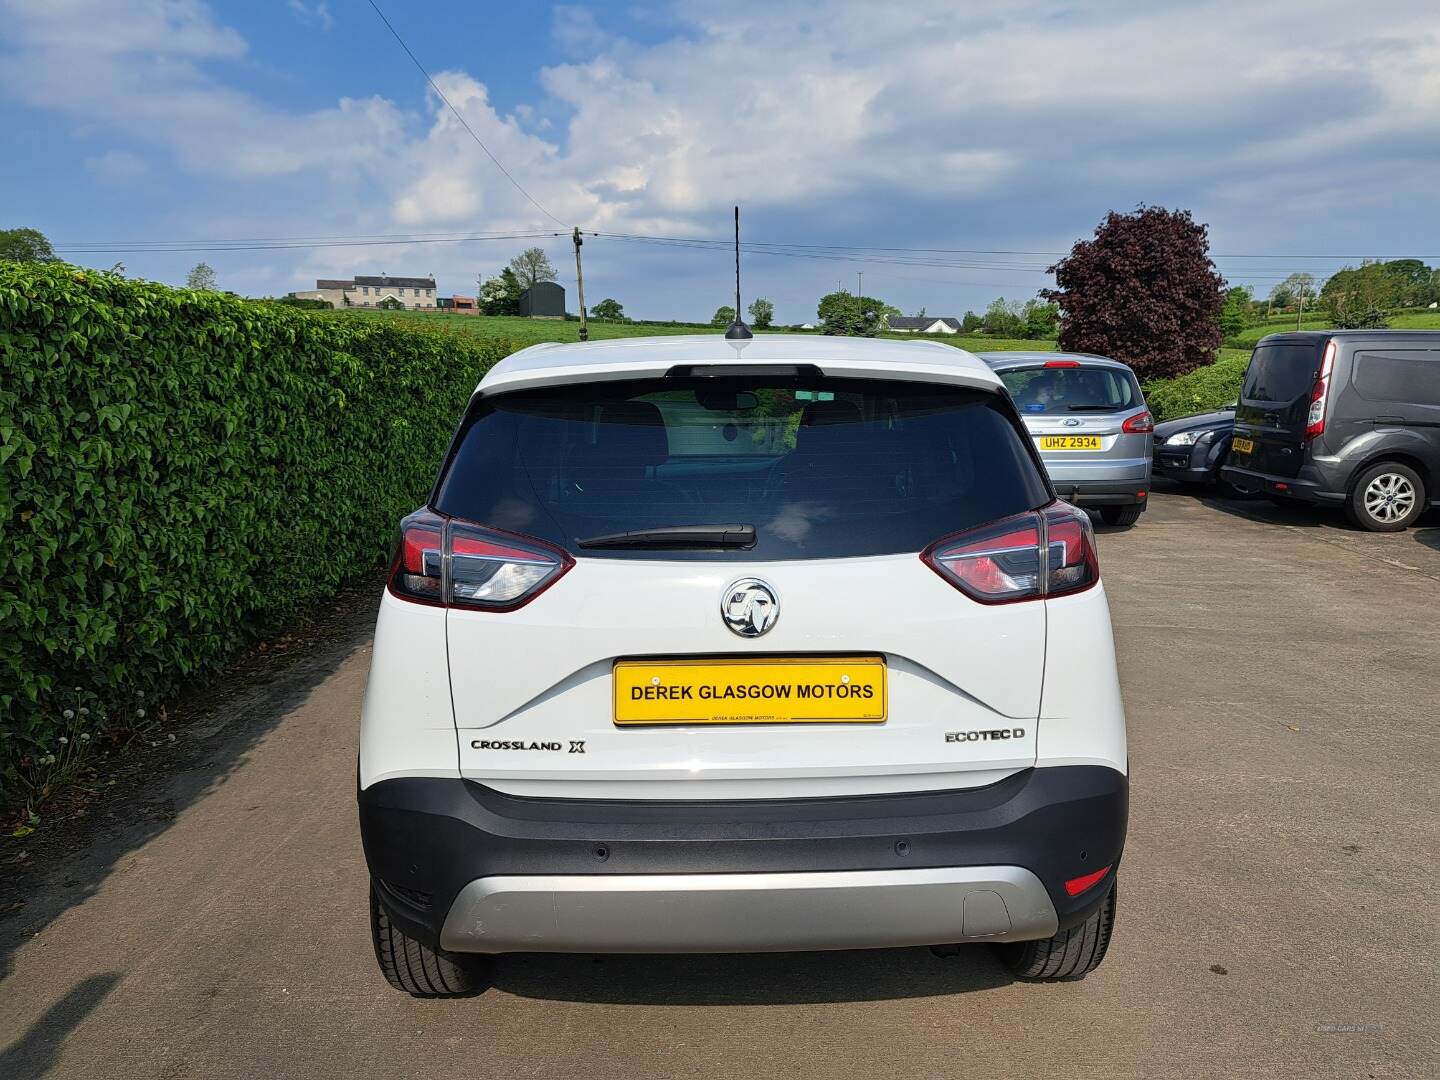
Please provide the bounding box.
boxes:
[1000,366,1140,415]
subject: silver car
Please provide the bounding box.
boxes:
[977,352,1154,527]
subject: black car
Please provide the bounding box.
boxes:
[1221,330,1440,531]
[1152,406,1235,487]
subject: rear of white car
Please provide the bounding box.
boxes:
[359,335,1128,996]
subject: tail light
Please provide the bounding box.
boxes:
[1121,410,1154,434]
[922,502,1099,604]
[1044,359,1080,368]
[1306,339,1336,441]
[388,509,573,611]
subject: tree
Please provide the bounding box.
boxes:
[1218,285,1254,339]
[509,246,557,288]
[961,311,983,332]
[1382,259,1432,307]
[747,297,775,328]
[1021,299,1059,340]
[0,227,57,263]
[478,267,523,315]
[1322,262,1393,329]
[711,305,737,328]
[816,291,886,336]
[982,297,1026,337]
[592,297,625,321]
[1043,205,1225,380]
[185,262,217,290]
[1272,272,1316,311]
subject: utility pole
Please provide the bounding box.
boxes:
[857,271,864,297]
[572,227,588,342]
[1296,287,1306,331]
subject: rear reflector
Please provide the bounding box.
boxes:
[1064,865,1112,897]
[389,509,573,611]
[922,502,1099,604]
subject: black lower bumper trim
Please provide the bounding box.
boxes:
[1220,464,1345,503]
[360,765,1128,949]
[1051,479,1149,507]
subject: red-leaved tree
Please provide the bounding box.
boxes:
[1043,206,1225,380]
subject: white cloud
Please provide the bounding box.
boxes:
[85,149,148,184]
[3,0,1439,316]
[289,1,333,33]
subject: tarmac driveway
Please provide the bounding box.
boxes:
[1,487,1436,1079]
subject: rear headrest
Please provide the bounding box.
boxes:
[800,400,862,427]
[593,401,670,466]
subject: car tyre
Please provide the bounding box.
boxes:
[995,882,1116,981]
[1344,462,1426,533]
[370,885,488,997]
[1099,505,1143,528]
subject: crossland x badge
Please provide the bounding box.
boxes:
[721,578,779,637]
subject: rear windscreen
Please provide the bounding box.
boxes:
[999,366,1139,414]
[434,377,1051,560]
[1241,343,1322,403]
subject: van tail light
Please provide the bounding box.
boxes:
[1121,410,1154,434]
[388,509,573,611]
[1044,359,1081,368]
[1306,339,1336,442]
[922,502,1099,604]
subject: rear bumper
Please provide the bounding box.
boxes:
[1219,463,1346,503]
[1049,478,1150,507]
[359,764,1128,954]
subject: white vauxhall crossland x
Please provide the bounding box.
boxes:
[358,334,1128,997]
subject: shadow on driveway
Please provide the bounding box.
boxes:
[0,972,120,1079]
[490,944,1014,1005]
[0,574,384,985]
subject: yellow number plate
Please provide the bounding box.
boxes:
[1232,436,1254,454]
[614,656,887,725]
[1039,435,1102,450]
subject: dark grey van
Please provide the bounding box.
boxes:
[1221,331,1440,531]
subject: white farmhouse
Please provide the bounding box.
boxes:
[291,275,438,310]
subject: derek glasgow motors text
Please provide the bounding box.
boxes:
[631,682,875,702]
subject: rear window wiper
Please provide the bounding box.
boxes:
[1065,404,1122,411]
[576,524,757,550]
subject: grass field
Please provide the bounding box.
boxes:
[1229,308,1440,348]
[347,307,1440,422]
[343,309,1053,354]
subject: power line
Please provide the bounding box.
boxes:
[363,0,569,228]
[53,232,563,255]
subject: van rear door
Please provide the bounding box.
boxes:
[1231,340,1325,477]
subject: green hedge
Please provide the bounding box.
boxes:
[0,263,521,799]
[1143,348,1251,421]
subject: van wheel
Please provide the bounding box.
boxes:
[370,885,488,997]
[1099,505,1142,527]
[1345,462,1426,532]
[995,883,1116,980]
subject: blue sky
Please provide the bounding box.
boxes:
[3,1,1439,323]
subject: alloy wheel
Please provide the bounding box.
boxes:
[1363,472,1416,524]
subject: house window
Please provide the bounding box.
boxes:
[362,286,369,296]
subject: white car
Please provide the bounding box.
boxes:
[359,334,1128,996]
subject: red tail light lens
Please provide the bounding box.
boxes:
[1306,339,1336,442]
[1064,865,1112,897]
[922,512,1043,603]
[1121,410,1154,434]
[922,503,1098,604]
[389,509,573,610]
[1044,359,1081,368]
